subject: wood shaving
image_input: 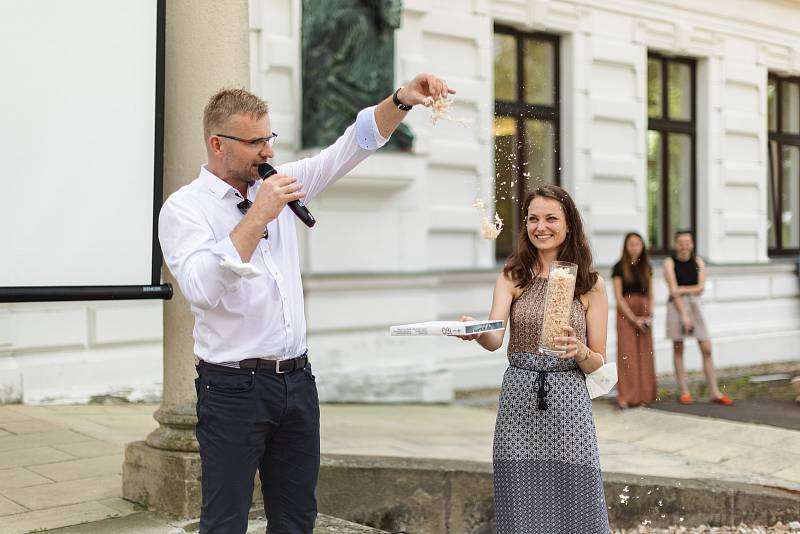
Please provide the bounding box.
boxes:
[539,267,576,353]
[473,198,503,240]
[482,213,504,240]
[423,95,451,125]
[423,95,471,127]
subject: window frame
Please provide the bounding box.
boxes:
[493,25,561,261]
[767,73,800,256]
[646,51,698,256]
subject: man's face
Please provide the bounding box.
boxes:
[214,113,273,185]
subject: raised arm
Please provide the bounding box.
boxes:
[278,73,455,205]
[374,73,454,139]
[458,272,516,352]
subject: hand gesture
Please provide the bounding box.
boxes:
[398,73,455,105]
[251,173,305,224]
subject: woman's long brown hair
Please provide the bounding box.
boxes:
[620,232,651,294]
[503,185,598,297]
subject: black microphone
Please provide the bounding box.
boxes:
[257,163,316,228]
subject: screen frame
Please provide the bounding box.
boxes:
[0,0,170,303]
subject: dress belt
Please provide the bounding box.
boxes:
[509,365,577,411]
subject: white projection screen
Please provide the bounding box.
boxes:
[0,0,168,301]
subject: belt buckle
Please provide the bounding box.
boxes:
[275,359,289,374]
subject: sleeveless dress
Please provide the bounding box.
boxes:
[493,277,610,533]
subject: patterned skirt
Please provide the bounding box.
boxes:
[493,352,610,534]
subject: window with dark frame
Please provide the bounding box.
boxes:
[646,53,696,255]
[767,74,800,254]
[493,26,560,261]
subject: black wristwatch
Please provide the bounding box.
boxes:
[392,87,413,111]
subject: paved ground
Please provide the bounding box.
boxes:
[0,400,799,533]
[651,399,800,431]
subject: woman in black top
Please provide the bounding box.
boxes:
[611,232,656,408]
[663,230,732,405]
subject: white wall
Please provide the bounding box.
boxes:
[248,0,800,401]
[0,301,162,403]
[490,0,800,264]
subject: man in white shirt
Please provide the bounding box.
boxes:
[159,73,453,534]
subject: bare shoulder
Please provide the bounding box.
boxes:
[580,274,606,310]
[696,256,706,268]
[496,270,520,297]
[589,275,607,303]
[662,256,675,277]
[497,270,515,288]
[591,274,606,293]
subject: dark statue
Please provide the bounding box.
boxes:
[301,0,413,150]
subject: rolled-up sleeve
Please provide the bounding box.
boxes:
[355,105,390,150]
[159,198,261,310]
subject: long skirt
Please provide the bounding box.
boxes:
[616,293,657,407]
[493,352,610,534]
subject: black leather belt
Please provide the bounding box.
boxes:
[199,355,307,375]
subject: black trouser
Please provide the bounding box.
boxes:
[195,360,320,534]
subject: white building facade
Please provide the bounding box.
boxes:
[1,0,798,403]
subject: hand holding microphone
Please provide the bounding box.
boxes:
[250,170,305,227]
[258,163,316,227]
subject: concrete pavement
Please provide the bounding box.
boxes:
[0,399,798,533]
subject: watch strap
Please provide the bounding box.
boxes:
[392,87,413,111]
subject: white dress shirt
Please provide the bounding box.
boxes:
[159,106,388,364]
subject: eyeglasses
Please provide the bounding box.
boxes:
[237,199,268,240]
[216,132,278,149]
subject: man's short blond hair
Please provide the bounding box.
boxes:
[203,88,269,140]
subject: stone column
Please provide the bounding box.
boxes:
[123,0,249,518]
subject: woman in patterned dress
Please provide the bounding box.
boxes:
[458,185,611,533]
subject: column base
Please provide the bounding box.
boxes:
[145,406,199,452]
[122,441,202,519]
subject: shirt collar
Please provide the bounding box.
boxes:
[198,165,241,200]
